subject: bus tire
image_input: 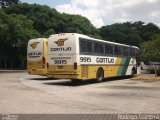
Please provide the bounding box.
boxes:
[96,68,104,82]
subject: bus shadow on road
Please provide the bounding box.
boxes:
[26,78,56,81]
[43,76,131,87]
[44,80,96,87]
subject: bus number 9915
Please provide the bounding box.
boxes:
[54,60,67,64]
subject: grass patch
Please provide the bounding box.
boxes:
[130,76,160,81]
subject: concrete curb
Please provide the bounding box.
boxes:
[0,70,26,73]
[130,76,160,80]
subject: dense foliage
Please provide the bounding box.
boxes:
[141,36,160,76]
[141,36,160,62]
[0,0,20,8]
[99,21,160,46]
[0,2,160,69]
[4,3,99,38]
[0,11,40,68]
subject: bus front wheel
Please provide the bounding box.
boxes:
[96,68,104,82]
[131,68,136,77]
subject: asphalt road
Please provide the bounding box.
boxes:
[0,72,160,114]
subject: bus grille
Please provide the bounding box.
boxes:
[81,65,88,78]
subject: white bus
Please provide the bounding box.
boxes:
[27,38,48,75]
[47,33,140,82]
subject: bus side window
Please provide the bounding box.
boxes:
[99,43,104,54]
[131,48,136,57]
[105,44,113,55]
[80,39,93,54]
[114,45,122,56]
[129,48,131,56]
[94,42,104,55]
[94,42,99,53]
[87,41,92,53]
[122,47,130,56]
[80,40,87,53]
[136,49,141,66]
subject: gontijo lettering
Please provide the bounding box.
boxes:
[28,51,42,57]
[96,57,115,63]
[50,47,71,51]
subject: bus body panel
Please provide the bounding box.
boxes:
[27,38,47,75]
[47,33,78,76]
[47,33,140,80]
[47,59,137,79]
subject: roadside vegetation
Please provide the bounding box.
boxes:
[0,0,160,71]
[141,36,160,76]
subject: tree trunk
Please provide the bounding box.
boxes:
[153,62,157,77]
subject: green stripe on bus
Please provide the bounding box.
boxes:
[117,58,126,76]
[116,57,131,76]
[121,57,130,76]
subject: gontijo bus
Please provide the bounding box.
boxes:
[47,33,140,82]
[27,38,48,75]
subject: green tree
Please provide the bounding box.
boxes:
[0,11,40,68]
[1,3,160,69]
[4,3,60,37]
[0,0,20,8]
[141,23,160,41]
[99,23,142,46]
[4,3,100,38]
[99,21,160,46]
[141,36,160,76]
[60,13,101,38]
[1,3,101,68]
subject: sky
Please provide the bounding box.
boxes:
[21,0,160,28]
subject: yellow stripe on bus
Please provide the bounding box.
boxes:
[106,57,122,77]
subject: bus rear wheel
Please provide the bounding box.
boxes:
[96,68,104,82]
